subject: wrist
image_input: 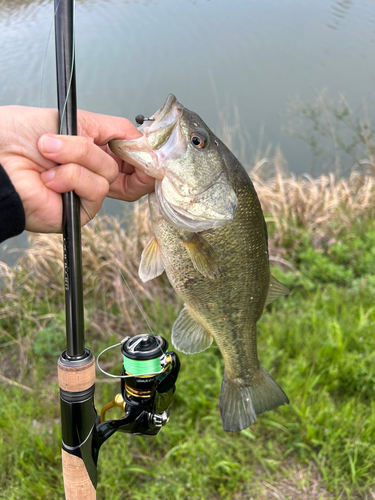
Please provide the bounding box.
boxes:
[0,164,25,243]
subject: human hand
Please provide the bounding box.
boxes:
[0,106,155,233]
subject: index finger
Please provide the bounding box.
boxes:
[77,110,143,146]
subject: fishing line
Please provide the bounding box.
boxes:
[51,0,156,337]
[58,0,76,134]
[48,0,167,364]
[96,338,167,379]
[40,0,75,133]
[51,2,156,340]
[40,0,62,108]
[80,199,167,361]
[39,18,54,108]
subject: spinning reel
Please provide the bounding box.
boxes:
[59,334,180,491]
[97,334,180,440]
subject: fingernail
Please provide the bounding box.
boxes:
[40,135,62,154]
[41,169,56,183]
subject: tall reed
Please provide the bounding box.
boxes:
[1,151,375,381]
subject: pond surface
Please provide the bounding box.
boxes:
[1,0,375,259]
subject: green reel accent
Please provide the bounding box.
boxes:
[123,356,162,376]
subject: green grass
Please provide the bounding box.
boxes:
[1,220,375,499]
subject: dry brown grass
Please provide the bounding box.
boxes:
[249,149,375,258]
[28,201,175,330]
[232,464,375,500]
[216,99,375,259]
[253,465,335,500]
[0,201,178,382]
[1,157,375,382]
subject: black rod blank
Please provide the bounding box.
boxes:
[54,0,85,358]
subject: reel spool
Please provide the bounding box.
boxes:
[121,334,168,399]
[98,333,180,434]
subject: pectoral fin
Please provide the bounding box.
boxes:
[265,275,290,306]
[172,306,213,354]
[139,237,165,283]
[181,233,221,279]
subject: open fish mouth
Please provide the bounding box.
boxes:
[108,94,183,175]
[132,94,182,152]
[144,94,178,132]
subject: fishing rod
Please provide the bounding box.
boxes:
[54,1,180,498]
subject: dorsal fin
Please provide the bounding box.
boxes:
[265,275,290,306]
[139,237,165,283]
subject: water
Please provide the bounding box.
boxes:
[1,0,375,260]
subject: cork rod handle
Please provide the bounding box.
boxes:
[58,358,97,499]
[62,450,96,500]
[58,357,96,392]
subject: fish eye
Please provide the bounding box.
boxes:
[191,132,206,149]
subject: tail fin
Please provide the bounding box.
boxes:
[219,367,289,432]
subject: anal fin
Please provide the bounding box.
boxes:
[139,237,165,283]
[172,306,213,354]
[181,232,221,279]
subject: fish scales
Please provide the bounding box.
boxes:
[151,156,268,378]
[109,94,289,431]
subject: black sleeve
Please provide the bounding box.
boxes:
[0,164,26,244]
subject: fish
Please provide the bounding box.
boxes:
[109,94,289,432]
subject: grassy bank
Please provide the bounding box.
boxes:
[1,164,375,499]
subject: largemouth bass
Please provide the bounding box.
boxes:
[110,94,289,432]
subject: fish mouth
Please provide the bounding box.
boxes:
[108,94,182,178]
[146,93,178,131]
